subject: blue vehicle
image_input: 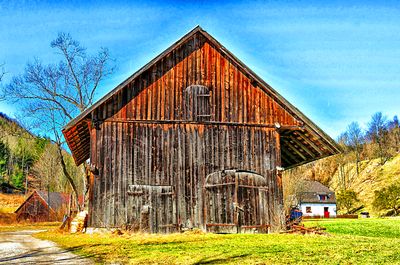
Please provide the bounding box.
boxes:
[286,207,303,229]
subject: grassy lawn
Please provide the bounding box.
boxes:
[32,218,400,264]
[304,218,400,238]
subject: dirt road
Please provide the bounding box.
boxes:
[0,230,93,264]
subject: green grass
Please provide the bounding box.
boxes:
[33,218,400,264]
[304,218,400,238]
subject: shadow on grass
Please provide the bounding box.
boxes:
[194,254,250,264]
[65,245,109,263]
[0,245,102,264]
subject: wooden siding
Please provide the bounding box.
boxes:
[91,33,300,127]
[90,123,283,231]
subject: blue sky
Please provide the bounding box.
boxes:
[1,1,399,138]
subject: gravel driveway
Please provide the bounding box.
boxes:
[0,230,93,264]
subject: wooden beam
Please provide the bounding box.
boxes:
[281,156,291,167]
[288,136,316,158]
[103,118,305,131]
[284,141,307,161]
[281,146,301,164]
[296,132,324,155]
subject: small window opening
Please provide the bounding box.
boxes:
[306,206,312,213]
[319,195,327,201]
[184,85,211,121]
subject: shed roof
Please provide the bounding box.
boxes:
[63,26,341,168]
[15,190,83,213]
[36,191,70,211]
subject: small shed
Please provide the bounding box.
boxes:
[299,181,336,218]
[15,190,77,222]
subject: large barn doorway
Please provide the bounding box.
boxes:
[128,185,178,233]
[204,170,270,233]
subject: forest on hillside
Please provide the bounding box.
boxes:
[284,112,400,216]
[0,112,84,194]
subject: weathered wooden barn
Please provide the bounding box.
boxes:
[63,26,340,233]
[15,191,71,222]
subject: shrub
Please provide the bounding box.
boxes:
[373,183,400,215]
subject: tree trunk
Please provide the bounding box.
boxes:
[355,151,360,177]
[83,162,90,210]
[56,144,81,212]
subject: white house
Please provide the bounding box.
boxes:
[298,181,336,218]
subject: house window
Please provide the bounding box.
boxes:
[306,206,312,213]
[184,85,211,121]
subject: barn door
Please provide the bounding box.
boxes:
[128,185,177,233]
[204,170,269,233]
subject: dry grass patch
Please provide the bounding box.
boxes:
[0,222,60,232]
[0,193,25,213]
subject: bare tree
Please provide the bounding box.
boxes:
[0,63,5,82]
[345,122,364,177]
[336,132,350,189]
[1,33,114,211]
[366,112,389,165]
[388,115,400,153]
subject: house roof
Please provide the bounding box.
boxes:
[299,180,336,204]
[62,26,341,167]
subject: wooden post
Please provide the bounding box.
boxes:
[234,172,239,233]
[275,130,285,230]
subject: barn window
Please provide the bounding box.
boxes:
[184,85,211,121]
[306,206,312,213]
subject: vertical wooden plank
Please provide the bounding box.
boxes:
[111,122,117,226]
[126,123,132,225]
[243,78,248,123]
[118,122,124,225]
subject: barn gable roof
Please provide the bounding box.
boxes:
[63,26,341,168]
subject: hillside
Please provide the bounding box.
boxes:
[0,112,84,196]
[0,112,47,191]
[329,153,400,214]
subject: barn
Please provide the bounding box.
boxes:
[63,26,340,233]
[15,190,71,222]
